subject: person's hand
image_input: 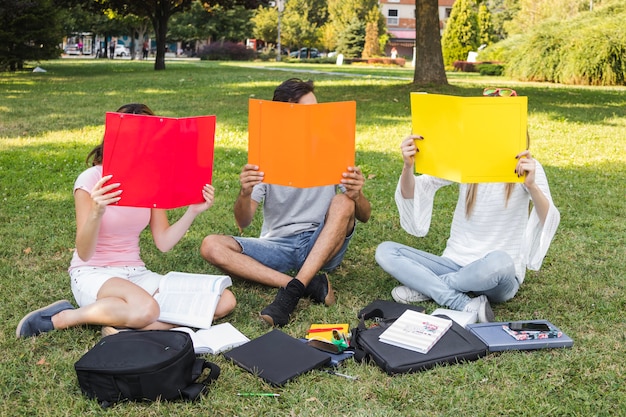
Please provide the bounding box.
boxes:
[401,134,423,168]
[341,166,365,200]
[239,164,264,197]
[90,175,121,217]
[515,150,537,187]
[188,184,215,214]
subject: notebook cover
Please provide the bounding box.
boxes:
[224,329,331,386]
[467,320,574,352]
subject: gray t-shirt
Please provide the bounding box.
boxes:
[251,183,345,238]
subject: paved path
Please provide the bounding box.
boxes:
[241,64,413,81]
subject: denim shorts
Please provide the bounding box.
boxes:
[233,219,355,274]
[69,266,162,307]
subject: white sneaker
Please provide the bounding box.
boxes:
[463,295,495,323]
[391,286,431,304]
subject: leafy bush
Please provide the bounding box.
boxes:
[476,63,504,76]
[197,41,256,61]
[478,4,626,86]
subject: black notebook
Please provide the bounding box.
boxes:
[224,329,332,386]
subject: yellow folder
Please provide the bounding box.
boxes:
[410,93,528,183]
[248,99,356,188]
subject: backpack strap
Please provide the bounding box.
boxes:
[180,359,220,401]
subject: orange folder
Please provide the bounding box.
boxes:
[411,93,527,183]
[248,99,356,188]
[102,112,215,209]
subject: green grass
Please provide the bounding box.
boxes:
[1,59,625,416]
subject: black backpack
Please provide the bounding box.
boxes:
[351,300,488,375]
[74,330,220,408]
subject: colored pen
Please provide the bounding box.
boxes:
[237,393,280,397]
[307,327,345,333]
[323,370,358,380]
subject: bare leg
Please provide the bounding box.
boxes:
[294,194,355,286]
[52,278,162,330]
[201,235,292,288]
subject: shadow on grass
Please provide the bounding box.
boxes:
[1,61,625,140]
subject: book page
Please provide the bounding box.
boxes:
[159,272,231,293]
[172,323,250,354]
[154,272,232,329]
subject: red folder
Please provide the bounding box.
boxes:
[102,112,215,209]
[248,99,356,188]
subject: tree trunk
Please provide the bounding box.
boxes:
[413,0,448,85]
[153,7,168,70]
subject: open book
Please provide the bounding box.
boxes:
[154,272,232,329]
[172,323,249,355]
[379,310,453,354]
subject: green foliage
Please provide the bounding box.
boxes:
[252,5,278,45]
[483,3,626,85]
[0,0,63,71]
[485,0,520,40]
[335,17,365,58]
[477,3,494,46]
[170,3,254,43]
[441,0,480,66]
[476,62,504,75]
[1,60,625,416]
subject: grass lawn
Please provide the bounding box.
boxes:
[0,59,625,416]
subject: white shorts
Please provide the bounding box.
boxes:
[69,266,163,307]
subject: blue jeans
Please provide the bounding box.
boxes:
[375,241,519,311]
[234,218,354,274]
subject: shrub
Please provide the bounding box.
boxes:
[476,63,504,76]
[197,41,255,61]
[484,4,626,86]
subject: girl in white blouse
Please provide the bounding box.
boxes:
[375,134,560,322]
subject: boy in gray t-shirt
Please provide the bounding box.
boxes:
[200,78,371,327]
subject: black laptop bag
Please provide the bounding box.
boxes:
[351,300,488,375]
[74,330,220,408]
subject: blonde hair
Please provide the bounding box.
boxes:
[465,183,515,218]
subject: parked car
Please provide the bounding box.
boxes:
[289,48,319,59]
[64,44,80,55]
[115,44,130,57]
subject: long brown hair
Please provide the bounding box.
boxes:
[86,103,155,166]
[466,131,531,217]
[465,183,515,218]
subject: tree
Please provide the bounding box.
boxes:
[327,0,384,57]
[281,0,320,52]
[101,0,266,70]
[413,0,448,85]
[251,6,278,48]
[0,0,63,71]
[441,0,479,66]
[335,17,365,58]
[361,21,380,58]
[477,2,494,46]
[101,0,194,70]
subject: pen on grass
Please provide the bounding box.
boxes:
[236,393,280,397]
[323,370,358,380]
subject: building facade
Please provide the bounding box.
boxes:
[379,0,455,58]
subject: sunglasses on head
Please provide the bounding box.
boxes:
[483,87,517,97]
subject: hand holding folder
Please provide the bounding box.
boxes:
[247,99,356,188]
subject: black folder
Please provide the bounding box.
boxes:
[224,329,332,386]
